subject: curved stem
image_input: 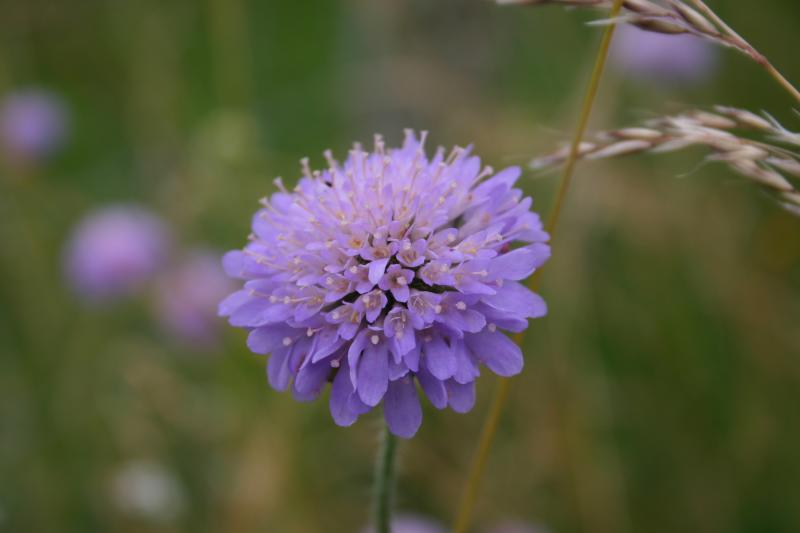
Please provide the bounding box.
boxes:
[689,0,800,104]
[452,1,626,531]
[373,425,398,533]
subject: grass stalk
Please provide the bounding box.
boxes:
[451,1,626,530]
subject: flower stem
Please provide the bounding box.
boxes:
[373,425,398,533]
[452,1,626,531]
[688,0,800,104]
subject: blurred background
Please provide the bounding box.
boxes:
[1,0,799,532]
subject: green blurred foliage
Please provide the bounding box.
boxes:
[1,1,799,532]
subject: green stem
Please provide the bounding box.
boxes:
[373,425,398,533]
[452,1,626,531]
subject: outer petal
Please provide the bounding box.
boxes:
[384,377,422,438]
[446,380,476,413]
[330,364,359,426]
[417,364,447,409]
[423,334,456,381]
[267,347,292,391]
[466,329,523,377]
[247,324,297,354]
[293,360,332,401]
[481,281,547,319]
[489,244,550,281]
[357,343,390,407]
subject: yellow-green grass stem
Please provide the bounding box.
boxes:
[452,1,626,530]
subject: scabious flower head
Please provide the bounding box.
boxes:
[0,88,68,163]
[65,205,168,301]
[220,131,549,438]
[610,26,717,86]
[154,251,234,348]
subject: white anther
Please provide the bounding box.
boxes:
[325,277,334,285]
[269,295,278,303]
[446,234,456,243]
[330,359,340,368]
[283,296,291,305]
[396,276,408,286]
[349,266,359,274]
[455,301,467,311]
[434,305,443,314]
[403,242,412,250]
[282,337,293,346]
[307,328,314,337]
[371,334,380,345]
[488,323,497,332]
[332,311,340,319]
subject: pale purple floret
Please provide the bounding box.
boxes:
[220,131,550,438]
[610,25,717,86]
[0,88,68,163]
[154,251,234,348]
[65,205,168,301]
[361,514,446,533]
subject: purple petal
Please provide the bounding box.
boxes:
[466,329,523,377]
[384,377,422,438]
[247,324,297,354]
[481,281,547,319]
[446,380,476,413]
[489,244,550,281]
[417,364,447,409]
[330,365,359,426]
[267,348,292,391]
[356,343,389,406]
[230,300,293,327]
[423,335,456,380]
[218,289,250,317]
[368,258,390,284]
[293,360,332,400]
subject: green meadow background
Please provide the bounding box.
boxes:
[1,1,799,532]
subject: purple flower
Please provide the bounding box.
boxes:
[220,131,550,438]
[610,26,717,86]
[155,251,234,348]
[65,205,168,301]
[0,89,68,163]
[361,514,445,533]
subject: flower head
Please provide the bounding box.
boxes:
[220,131,549,437]
[0,88,68,164]
[610,25,717,86]
[65,205,168,301]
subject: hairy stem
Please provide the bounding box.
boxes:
[373,425,398,533]
[688,0,800,104]
[452,1,626,531]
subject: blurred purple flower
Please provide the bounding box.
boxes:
[362,514,445,533]
[65,205,168,301]
[220,131,550,438]
[0,88,68,163]
[155,251,234,348]
[610,26,717,85]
